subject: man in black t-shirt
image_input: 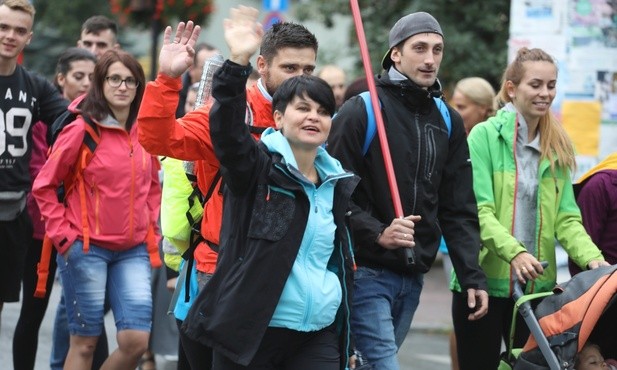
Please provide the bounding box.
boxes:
[0,0,67,328]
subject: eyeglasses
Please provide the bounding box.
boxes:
[105,75,139,89]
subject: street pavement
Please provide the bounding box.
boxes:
[1,251,570,370]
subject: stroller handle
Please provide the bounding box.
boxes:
[511,261,562,370]
[511,261,550,300]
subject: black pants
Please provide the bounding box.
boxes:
[452,292,532,370]
[212,324,340,370]
[13,237,55,370]
[177,318,213,370]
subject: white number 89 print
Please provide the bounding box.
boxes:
[0,107,32,157]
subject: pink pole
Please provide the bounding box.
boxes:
[349,0,414,265]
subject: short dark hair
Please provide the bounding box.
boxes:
[81,50,145,131]
[272,75,335,117]
[81,15,118,37]
[259,22,318,65]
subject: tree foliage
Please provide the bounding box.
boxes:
[26,1,113,77]
[296,0,510,91]
[109,0,214,29]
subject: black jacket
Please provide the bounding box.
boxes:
[183,61,360,368]
[327,72,487,291]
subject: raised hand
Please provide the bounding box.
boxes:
[159,21,202,78]
[224,6,264,66]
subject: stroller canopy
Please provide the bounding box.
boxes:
[515,264,617,369]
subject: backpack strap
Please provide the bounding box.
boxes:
[360,91,377,156]
[433,96,452,138]
[76,115,99,254]
[146,222,162,268]
[34,236,54,298]
[360,92,452,156]
[182,170,222,303]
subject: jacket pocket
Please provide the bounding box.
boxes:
[424,127,437,181]
[248,184,296,241]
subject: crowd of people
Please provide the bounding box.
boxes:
[1,1,615,370]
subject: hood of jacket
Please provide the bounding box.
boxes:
[376,69,445,115]
[260,127,348,180]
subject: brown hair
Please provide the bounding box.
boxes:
[498,47,575,173]
[80,50,145,131]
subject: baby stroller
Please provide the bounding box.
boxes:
[499,264,617,370]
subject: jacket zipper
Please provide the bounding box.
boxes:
[510,114,520,295]
[128,135,135,241]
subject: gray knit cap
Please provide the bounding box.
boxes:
[381,12,444,69]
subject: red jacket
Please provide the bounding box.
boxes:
[33,101,161,255]
[137,73,274,273]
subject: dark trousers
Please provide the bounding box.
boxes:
[212,324,340,370]
[177,319,213,370]
[452,292,532,370]
[13,238,55,370]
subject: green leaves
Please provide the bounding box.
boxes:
[296,0,509,92]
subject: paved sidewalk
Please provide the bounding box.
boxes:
[1,263,454,370]
[1,251,570,370]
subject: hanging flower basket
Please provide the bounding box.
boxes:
[110,0,214,28]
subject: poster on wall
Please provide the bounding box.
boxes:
[596,71,617,121]
[510,0,567,34]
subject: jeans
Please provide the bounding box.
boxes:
[351,266,424,370]
[56,240,152,336]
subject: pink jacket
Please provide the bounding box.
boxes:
[33,105,161,255]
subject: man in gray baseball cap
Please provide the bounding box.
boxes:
[327,11,488,370]
[381,11,443,69]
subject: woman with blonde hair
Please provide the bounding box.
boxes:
[450,47,608,370]
[450,77,496,134]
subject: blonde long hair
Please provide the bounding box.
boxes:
[498,47,576,173]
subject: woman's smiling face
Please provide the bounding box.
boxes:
[274,93,331,150]
[507,60,557,124]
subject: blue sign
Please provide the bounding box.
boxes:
[263,0,288,12]
[263,11,285,31]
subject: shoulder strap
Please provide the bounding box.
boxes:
[433,97,451,138]
[74,114,100,254]
[361,93,452,156]
[34,236,54,298]
[360,91,377,156]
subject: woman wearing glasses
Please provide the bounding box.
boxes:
[33,50,162,370]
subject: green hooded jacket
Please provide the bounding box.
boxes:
[451,109,604,297]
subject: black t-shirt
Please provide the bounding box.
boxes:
[0,65,68,193]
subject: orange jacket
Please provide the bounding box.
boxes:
[137,73,275,272]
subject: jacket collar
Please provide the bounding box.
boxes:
[260,127,349,182]
[377,69,444,112]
